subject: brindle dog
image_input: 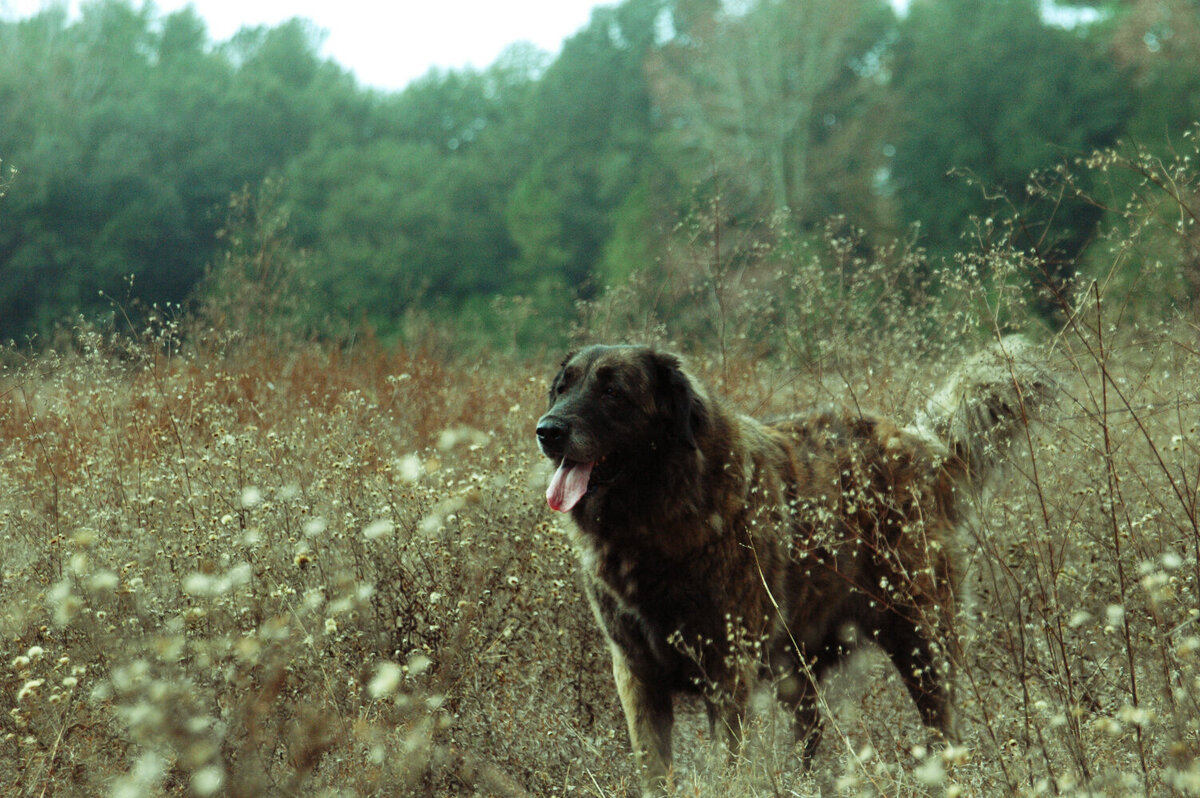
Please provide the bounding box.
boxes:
[536,342,1051,792]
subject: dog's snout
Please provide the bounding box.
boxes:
[536,417,568,449]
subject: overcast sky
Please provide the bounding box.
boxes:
[0,1,1098,92]
[0,0,609,90]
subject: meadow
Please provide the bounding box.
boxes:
[4,164,1200,795]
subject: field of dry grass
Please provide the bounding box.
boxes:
[3,192,1200,795]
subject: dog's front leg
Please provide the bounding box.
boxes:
[611,645,674,794]
[705,693,749,765]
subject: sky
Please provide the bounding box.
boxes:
[0,0,1098,92]
[0,0,610,90]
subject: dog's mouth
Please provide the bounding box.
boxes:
[546,454,618,512]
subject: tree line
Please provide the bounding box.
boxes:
[1,0,1196,343]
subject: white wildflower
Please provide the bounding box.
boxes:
[368,662,404,698]
[1068,610,1092,628]
[407,652,432,676]
[17,679,44,702]
[89,570,120,592]
[396,453,423,483]
[190,766,225,796]
[363,519,394,540]
[239,486,262,508]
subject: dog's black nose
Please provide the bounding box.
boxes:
[536,418,568,448]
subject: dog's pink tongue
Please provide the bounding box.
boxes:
[547,459,594,512]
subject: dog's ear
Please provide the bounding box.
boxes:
[651,351,706,450]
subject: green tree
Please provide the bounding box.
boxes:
[648,0,897,232]
[0,2,184,334]
[890,0,1129,258]
[0,2,362,339]
[282,60,538,335]
[1096,0,1200,151]
[506,0,671,295]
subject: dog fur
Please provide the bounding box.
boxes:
[535,340,1053,791]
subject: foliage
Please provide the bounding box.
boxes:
[889,0,1129,263]
[1100,0,1200,150]
[649,0,898,234]
[282,64,539,338]
[0,0,1196,346]
[505,0,671,303]
[1066,123,1200,315]
[0,2,356,340]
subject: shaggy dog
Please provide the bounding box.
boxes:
[536,340,1053,792]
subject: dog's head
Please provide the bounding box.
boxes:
[536,345,706,513]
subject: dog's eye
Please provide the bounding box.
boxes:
[602,385,620,400]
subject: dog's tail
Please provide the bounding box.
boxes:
[912,335,1057,484]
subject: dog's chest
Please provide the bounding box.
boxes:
[582,540,681,607]
[582,533,751,639]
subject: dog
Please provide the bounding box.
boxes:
[536,340,1053,792]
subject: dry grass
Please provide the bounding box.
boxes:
[0,321,623,796]
[3,151,1200,796]
[4,301,1199,798]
